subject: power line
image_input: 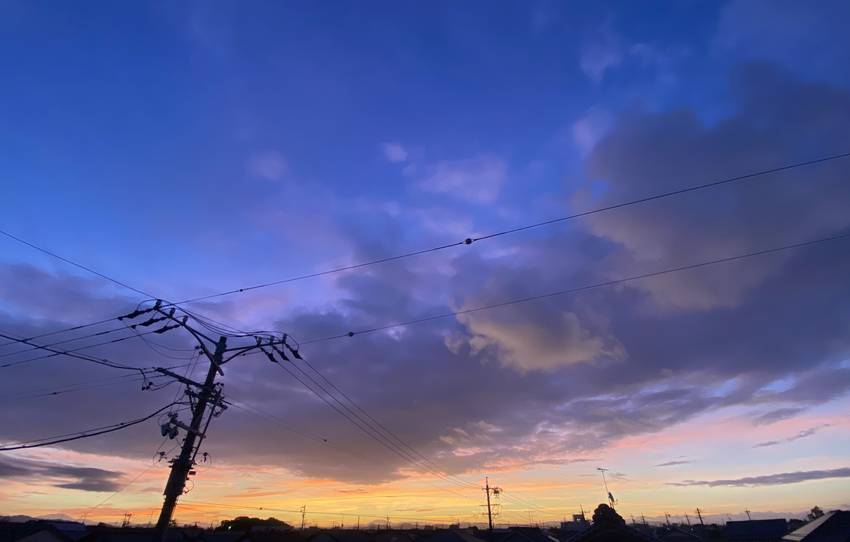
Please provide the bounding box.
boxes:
[7,372,181,401]
[261,354,476,499]
[0,324,132,359]
[0,325,183,369]
[0,229,156,298]
[295,356,479,490]
[81,465,156,523]
[300,230,850,344]
[0,402,177,451]
[0,316,120,348]
[0,330,146,371]
[6,151,847,347]
[168,151,850,305]
[179,499,477,523]
[223,398,332,448]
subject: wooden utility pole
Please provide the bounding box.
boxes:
[486,477,494,531]
[483,477,501,532]
[154,336,226,541]
[695,508,704,526]
[140,304,299,542]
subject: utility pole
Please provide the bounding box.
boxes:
[695,508,704,526]
[685,513,691,527]
[665,513,671,527]
[483,476,502,532]
[301,505,306,530]
[746,510,752,521]
[124,303,300,542]
[154,335,226,541]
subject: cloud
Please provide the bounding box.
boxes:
[715,0,850,83]
[381,142,408,163]
[247,150,288,181]
[580,24,623,83]
[656,459,691,467]
[751,408,806,425]
[753,424,830,448]
[457,302,625,372]
[417,154,507,204]
[572,107,613,155]
[582,63,850,310]
[0,457,122,493]
[671,468,850,487]
[2,64,850,488]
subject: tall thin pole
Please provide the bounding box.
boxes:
[154,336,226,542]
[301,505,306,530]
[696,508,704,526]
[485,477,494,532]
[598,467,614,507]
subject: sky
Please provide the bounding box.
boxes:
[1,0,850,528]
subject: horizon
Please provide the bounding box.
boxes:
[1,0,849,531]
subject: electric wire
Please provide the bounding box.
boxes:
[0,229,156,298]
[8,373,173,401]
[300,230,850,344]
[268,359,474,499]
[295,355,479,490]
[0,402,178,451]
[167,151,850,305]
[0,330,146,371]
[178,499,476,523]
[0,325,186,368]
[7,151,848,344]
[0,324,131,359]
[80,465,156,522]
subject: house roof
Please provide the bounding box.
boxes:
[420,530,487,542]
[79,527,183,542]
[783,511,850,542]
[492,528,560,542]
[659,528,700,542]
[726,520,788,540]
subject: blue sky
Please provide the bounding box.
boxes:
[1,0,850,525]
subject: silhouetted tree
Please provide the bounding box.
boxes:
[219,516,293,532]
[592,504,626,527]
[807,507,824,521]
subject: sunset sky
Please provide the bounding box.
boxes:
[1,0,850,528]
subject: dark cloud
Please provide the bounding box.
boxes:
[751,408,805,425]
[753,424,830,448]
[0,457,122,492]
[716,0,850,83]
[1,63,850,486]
[655,460,691,467]
[670,468,850,487]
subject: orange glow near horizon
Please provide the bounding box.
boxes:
[3,402,848,528]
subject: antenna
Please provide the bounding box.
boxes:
[597,467,616,508]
